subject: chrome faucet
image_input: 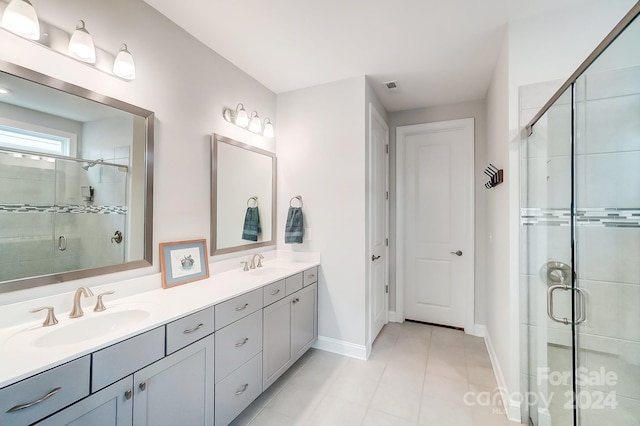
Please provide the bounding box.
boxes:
[69,287,94,318]
[250,253,264,269]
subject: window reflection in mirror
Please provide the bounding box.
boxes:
[211,134,276,255]
[0,61,153,292]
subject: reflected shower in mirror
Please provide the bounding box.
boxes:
[211,134,275,255]
[0,60,153,292]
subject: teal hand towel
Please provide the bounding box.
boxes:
[242,207,261,241]
[285,207,303,243]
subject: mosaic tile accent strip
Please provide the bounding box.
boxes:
[0,204,127,215]
[521,208,640,228]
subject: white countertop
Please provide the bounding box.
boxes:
[0,254,319,388]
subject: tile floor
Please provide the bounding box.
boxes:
[230,321,528,426]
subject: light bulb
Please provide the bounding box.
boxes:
[113,44,136,80]
[249,111,262,133]
[68,20,96,63]
[263,119,274,138]
[235,104,249,128]
[1,0,40,40]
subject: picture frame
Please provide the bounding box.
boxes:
[160,239,210,289]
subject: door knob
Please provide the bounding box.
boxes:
[371,254,381,261]
[450,250,463,256]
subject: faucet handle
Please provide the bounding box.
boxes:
[30,306,59,327]
[240,261,249,272]
[94,291,115,312]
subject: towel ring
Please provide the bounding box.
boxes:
[289,195,303,208]
[247,196,258,207]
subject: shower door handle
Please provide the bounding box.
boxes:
[547,284,587,325]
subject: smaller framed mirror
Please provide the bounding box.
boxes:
[211,134,276,255]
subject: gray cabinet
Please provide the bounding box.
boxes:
[133,335,215,426]
[263,282,317,391]
[36,376,133,426]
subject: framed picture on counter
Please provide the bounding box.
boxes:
[160,239,210,288]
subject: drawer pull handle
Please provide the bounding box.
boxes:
[308,274,315,278]
[292,298,300,304]
[139,382,147,392]
[270,289,281,296]
[183,323,204,334]
[235,337,249,347]
[235,303,249,311]
[7,387,61,413]
[124,390,133,400]
[235,384,249,396]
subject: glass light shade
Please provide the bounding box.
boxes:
[113,44,136,80]
[68,20,96,63]
[263,119,274,138]
[249,111,262,133]
[235,104,249,128]
[1,0,40,40]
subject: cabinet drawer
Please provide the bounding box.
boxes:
[215,310,263,382]
[285,272,303,295]
[263,279,286,306]
[303,267,318,286]
[215,288,262,330]
[0,356,90,426]
[215,353,262,426]
[166,307,214,355]
[92,326,165,392]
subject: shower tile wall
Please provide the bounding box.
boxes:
[520,65,640,424]
[0,152,128,282]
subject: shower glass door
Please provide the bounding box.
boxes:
[523,86,575,426]
[523,7,640,426]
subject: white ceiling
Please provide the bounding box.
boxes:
[144,0,585,112]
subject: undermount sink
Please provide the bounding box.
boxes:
[31,309,150,348]
[249,267,293,277]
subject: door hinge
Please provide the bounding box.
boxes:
[385,238,389,246]
[385,144,389,154]
[385,285,389,294]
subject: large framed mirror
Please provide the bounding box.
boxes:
[0,60,154,293]
[211,134,275,255]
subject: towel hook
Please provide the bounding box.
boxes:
[247,196,258,207]
[289,195,303,208]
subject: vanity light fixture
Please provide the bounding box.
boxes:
[262,118,274,138]
[68,20,96,63]
[1,0,40,40]
[222,104,274,137]
[248,111,262,134]
[113,43,136,80]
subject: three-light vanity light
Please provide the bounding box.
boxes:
[0,0,137,80]
[223,103,275,138]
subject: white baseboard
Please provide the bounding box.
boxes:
[388,311,402,323]
[484,329,522,423]
[468,324,486,337]
[312,336,368,360]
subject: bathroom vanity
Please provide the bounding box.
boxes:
[0,258,319,426]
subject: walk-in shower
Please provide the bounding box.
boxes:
[520,4,640,425]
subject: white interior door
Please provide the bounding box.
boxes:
[397,118,474,330]
[368,103,389,344]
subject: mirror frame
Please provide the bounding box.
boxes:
[0,59,154,293]
[210,134,276,256]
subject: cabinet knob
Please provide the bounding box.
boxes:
[124,390,133,400]
[139,382,147,392]
[292,298,300,304]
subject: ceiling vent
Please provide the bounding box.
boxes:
[384,80,398,90]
